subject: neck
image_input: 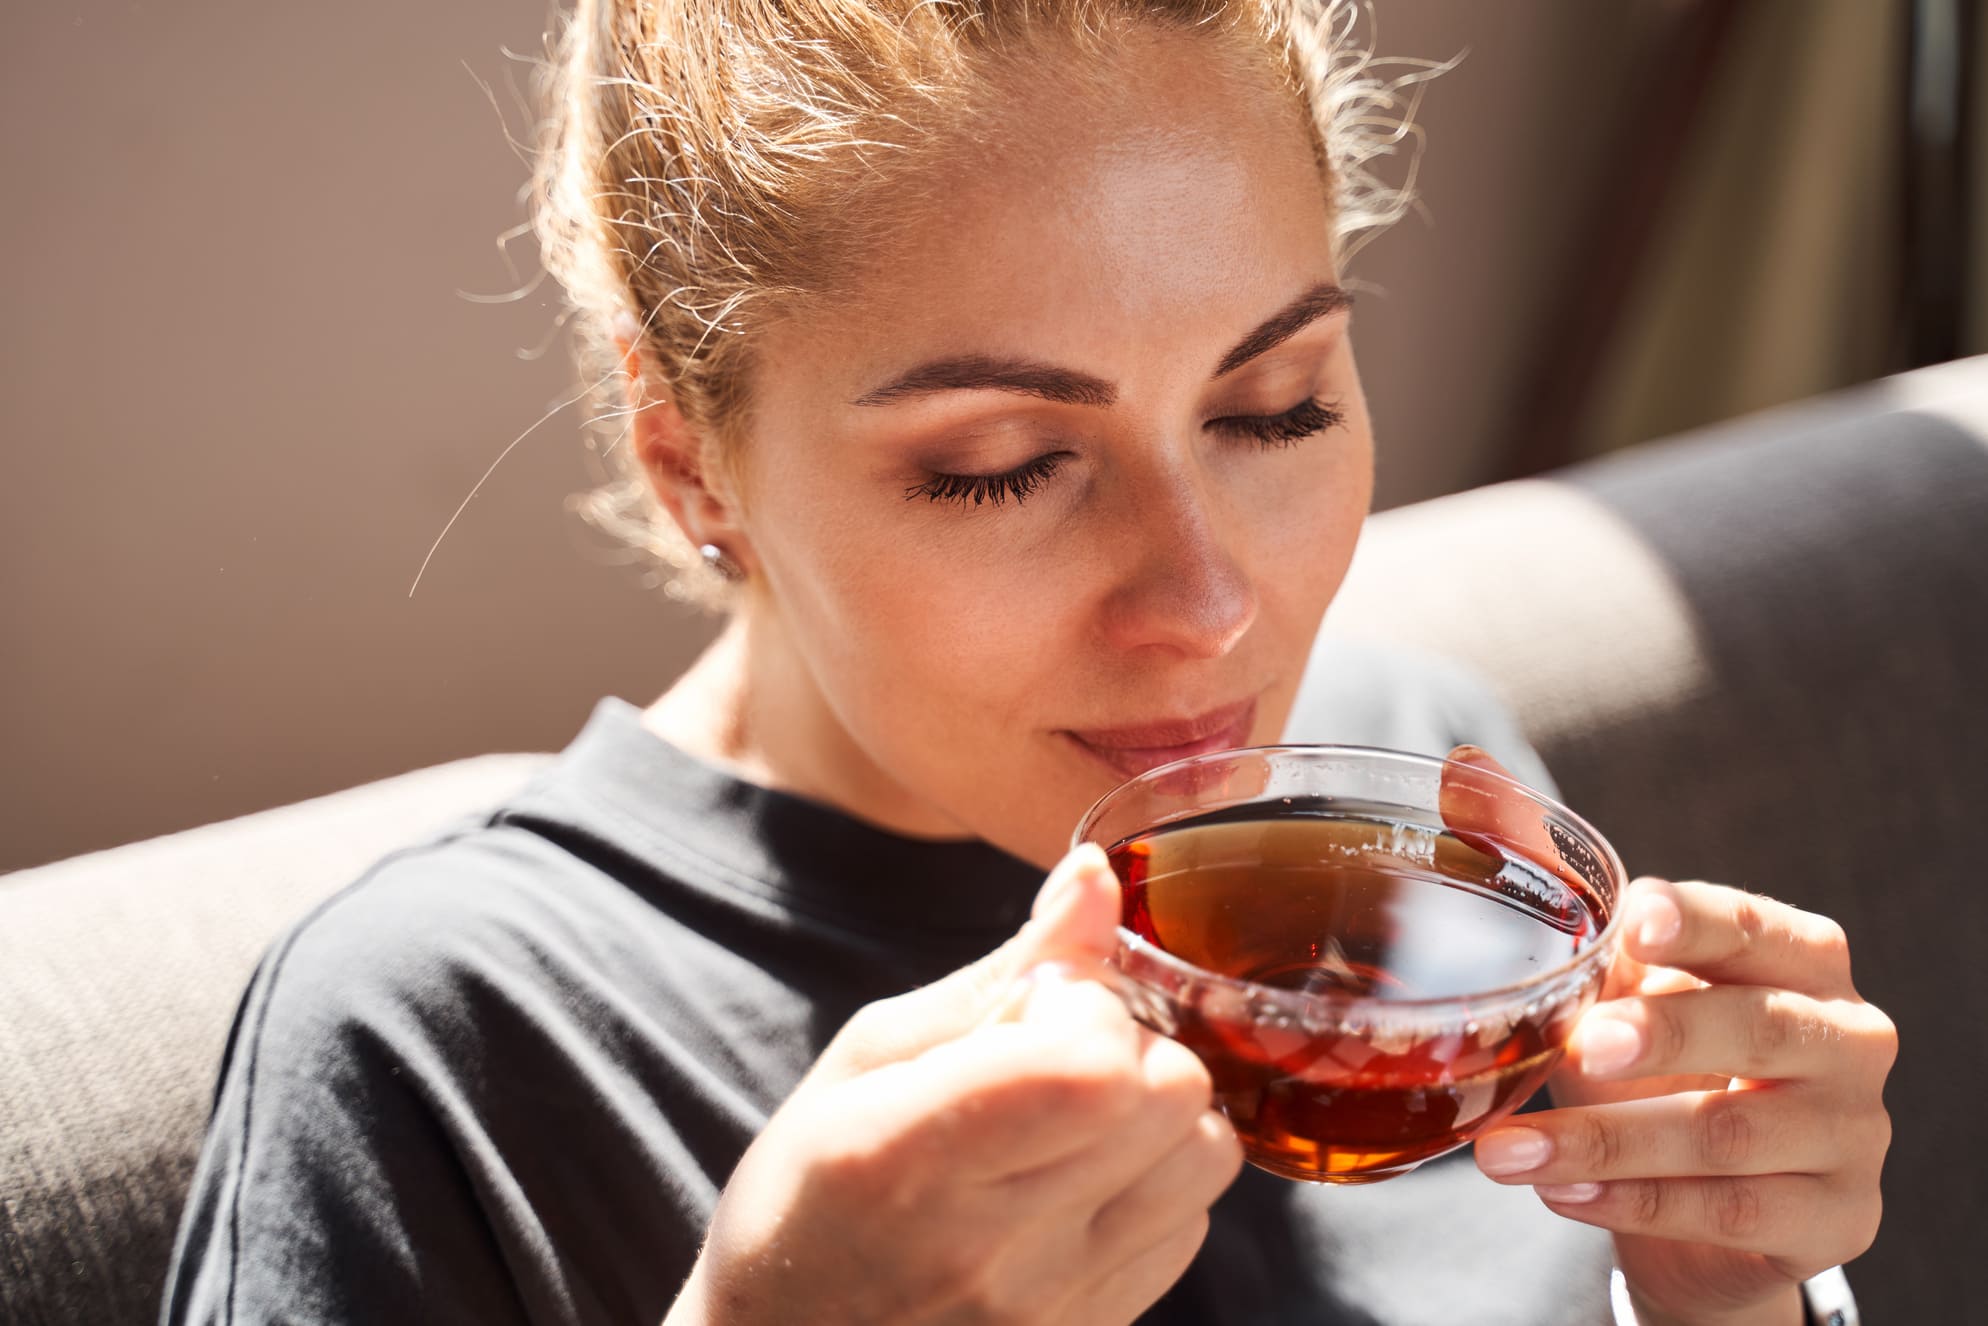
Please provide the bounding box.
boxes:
[642,603,972,842]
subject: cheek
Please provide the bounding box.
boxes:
[858,562,1060,722]
[757,483,1071,730]
[1242,423,1375,612]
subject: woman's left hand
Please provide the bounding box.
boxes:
[1473,876,1897,1325]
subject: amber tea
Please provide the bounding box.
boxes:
[1108,809,1609,1183]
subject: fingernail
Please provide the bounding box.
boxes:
[1630,890,1682,950]
[1476,1128,1553,1176]
[1534,1182,1603,1204]
[1575,1015,1643,1076]
[1033,843,1105,922]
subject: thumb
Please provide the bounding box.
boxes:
[1440,743,1564,873]
[1443,743,1618,929]
[816,843,1123,1081]
[1018,840,1125,967]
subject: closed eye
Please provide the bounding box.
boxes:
[1209,396,1346,448]
[904,395,1345,510]
[904,452,1068,508]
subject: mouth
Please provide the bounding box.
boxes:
[1061,695,1260,781]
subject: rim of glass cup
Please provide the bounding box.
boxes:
[1071,742,1629,1017]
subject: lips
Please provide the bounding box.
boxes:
[1063,696,1259,779]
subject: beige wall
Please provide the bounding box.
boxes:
[1343,1,1679,498]
[2,0,718,872]
[1,1,1676,873]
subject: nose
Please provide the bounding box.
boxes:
[1095,472,1257,659]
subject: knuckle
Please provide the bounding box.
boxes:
[1198,1111,1245,1186]
[1577,1110,1627,1173]
[843,998,890,1037]
[1810,915,1852,975]
[1063,977,1137,1025]
[1831,1108,1892,1188]
[1034,1034,1143,1119]
[1144,1033,1215,1109]
[969,1284,1038,1325]
[1845,1191,1884,1260]
[1695,1093,1756,1172]
[1049,1064,1143,1124]
[1744,991,1794,1069]
[953,953,1007,1011]
[1731,894,1770,955]
[810,1126,901,1204]
[1648,999,1689,1068]
[835,998,897,1053]
[1864,1005,1900,1075]
[1708,1178,1764,1241]
[934,1249,1012,1322]
[1867,1107,1894,1164]
[1161,1211,1212,1269]
[1627,1179,1666,1228]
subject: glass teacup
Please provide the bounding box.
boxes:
[1073,745,1625,1184]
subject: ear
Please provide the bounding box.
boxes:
[615,329,754,576]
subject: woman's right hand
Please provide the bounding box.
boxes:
[665,843,1243,1326]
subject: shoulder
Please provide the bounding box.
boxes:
[168,820,737,1324]
[231,821,640,1079]
[264,828,555,1000]
[1283,633,1559,797]
[165,829,590,1325]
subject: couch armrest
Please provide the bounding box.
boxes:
[0,753,547,1326]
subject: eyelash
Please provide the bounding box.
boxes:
[1215,395,1347,448]
[904,453,1067,508]
[903,395,1348,508]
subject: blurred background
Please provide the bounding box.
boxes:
[3,0,1982,873]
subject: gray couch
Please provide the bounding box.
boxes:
[6,357,1984,1324]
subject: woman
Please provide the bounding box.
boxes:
[162,1,1894,1323]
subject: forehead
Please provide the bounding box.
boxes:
[767,28,1336,386]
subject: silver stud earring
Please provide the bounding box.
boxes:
[698,542,744,583]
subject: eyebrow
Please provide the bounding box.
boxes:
[849,280,1353,408]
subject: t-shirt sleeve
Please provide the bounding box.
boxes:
[164,823,780,1326]
[161,858,539,1326]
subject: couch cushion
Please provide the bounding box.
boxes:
[0,753,545,1326]
[1329,354,1988,1323]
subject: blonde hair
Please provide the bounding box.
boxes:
[529,0,1442,605]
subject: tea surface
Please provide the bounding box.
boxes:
[1109,812,1605,1182]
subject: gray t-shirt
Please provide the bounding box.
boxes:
[161,637,1612,1326]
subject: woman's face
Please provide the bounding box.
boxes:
[692,32,1373,869]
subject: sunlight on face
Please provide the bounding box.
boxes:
[725,29,1375,868]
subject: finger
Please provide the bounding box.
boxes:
[1062,1211,1208,1326]
[822,844,1122,1078]
[1438,746,1563,871]
[1563,986,1893,1084]
[1085,1109,1243,1266]
[1006,1027,1221,1209]
[857,973,1147,1178]
[1623,878,1856,998]
[912,843,1124,1034]
[1475,1087,1874,1184]
[1533,1173,1867,1266]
